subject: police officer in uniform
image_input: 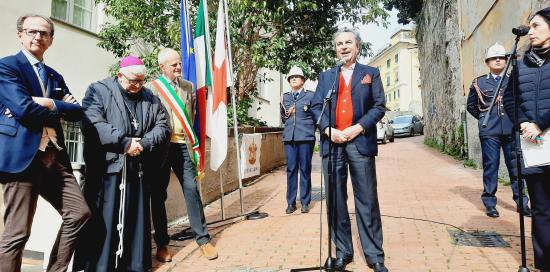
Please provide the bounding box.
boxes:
[467,42,531,218]
[280,66,315,214]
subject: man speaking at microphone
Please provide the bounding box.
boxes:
[311,27,388,272]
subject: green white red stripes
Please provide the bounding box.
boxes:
[152,77,202,175]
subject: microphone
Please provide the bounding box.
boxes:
[324,61,344,100]
[512,25,530,36]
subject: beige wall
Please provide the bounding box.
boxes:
[0,0,116,262]
[250,69,285,127]
[0,0,116,101]
[459,0,548,169]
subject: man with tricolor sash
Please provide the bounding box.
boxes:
[147,48,217,262]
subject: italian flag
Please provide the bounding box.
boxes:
[206,0,231,171]
[193,0,212,175]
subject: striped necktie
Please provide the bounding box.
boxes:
[36,62,48,89]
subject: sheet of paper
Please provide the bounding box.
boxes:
[521,129,550,168]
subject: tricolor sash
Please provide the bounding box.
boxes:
[152,77,203,177]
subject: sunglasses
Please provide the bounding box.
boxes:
[487,56,507,61]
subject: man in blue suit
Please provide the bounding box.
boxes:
[281,66,316,214]
[0,14,90,272]
[311,28,388,272]
[467,42,530,218]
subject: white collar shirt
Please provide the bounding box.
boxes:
[340,63,356,86]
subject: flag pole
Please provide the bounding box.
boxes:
[224,0,266,220]
[202,0,228,221]
[223,0,245,215]
[219,171,225,219]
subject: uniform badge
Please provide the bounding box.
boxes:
[303,104,309,111]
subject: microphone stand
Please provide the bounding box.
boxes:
[482,35,530,272]
[291,66,346,272]
[319,69,338,272]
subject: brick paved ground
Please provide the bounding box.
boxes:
[21,136,536,271]
[153,136,536,272]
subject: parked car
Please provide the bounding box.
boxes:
[377,117,394,144]
[391,115,424,137]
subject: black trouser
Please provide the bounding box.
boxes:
[526,171,550,270]
[151,143,210,247]
[322,142,385,265]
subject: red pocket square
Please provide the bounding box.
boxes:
[361,74,372,84]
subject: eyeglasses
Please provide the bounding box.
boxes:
[21,29,52,39]
[122,73,145,85]
[487,56,507,61]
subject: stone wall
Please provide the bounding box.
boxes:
[417,0,549,180]
[417,0,464,155]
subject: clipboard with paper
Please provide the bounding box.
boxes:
[520,129,550,168]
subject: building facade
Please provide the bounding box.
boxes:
[250,68,317,128]
[0,0,116,266]
[368,28,423,116]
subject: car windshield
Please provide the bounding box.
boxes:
[393,116,412,124]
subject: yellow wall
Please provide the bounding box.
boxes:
[368,30,423,115]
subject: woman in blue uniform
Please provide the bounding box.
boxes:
[280,66,316,214]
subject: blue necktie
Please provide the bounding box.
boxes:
[293,92,299,100]
[36,62,48,90]
[494,75,501,83]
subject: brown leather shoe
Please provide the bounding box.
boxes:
[156,246,172,262]
[199,242,218,260]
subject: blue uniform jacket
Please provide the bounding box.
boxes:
[280,89,316,142]
[311,63,386,157]
[0,51,83,174]
[467,74,514,136]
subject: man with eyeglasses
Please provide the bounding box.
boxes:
[0,14,91,272]
[467,42,531,218]
[146,48,218,262]
[74,56,170,271]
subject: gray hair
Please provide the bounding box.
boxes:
[157,48,179,65]
[17,14,55,37]
[333,27,362,48]
[120,65,147,76]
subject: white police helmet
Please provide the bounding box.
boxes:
[287,66,305,82]
[485,42,507,61]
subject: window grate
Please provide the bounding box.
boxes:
[310,187,326,202]
[448,229,509,248]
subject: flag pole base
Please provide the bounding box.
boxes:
[245,211,268,220]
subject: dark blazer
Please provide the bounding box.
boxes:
[0,51,83,174]
[281,89,316,142]
[467,74,514,136]
[81,77,171,174]
[311,63,386,157]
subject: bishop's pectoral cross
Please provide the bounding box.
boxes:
[131,118,139,130]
